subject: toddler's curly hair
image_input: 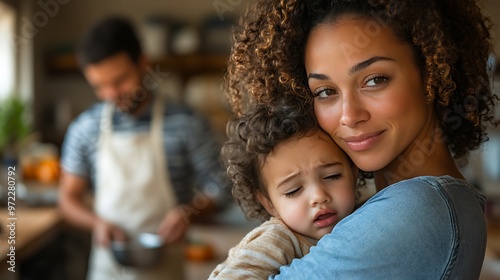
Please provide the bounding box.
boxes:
[221,95,321,221]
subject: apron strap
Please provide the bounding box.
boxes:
[100,102,115,134]
[149,94,178,205]
[151,94,164,143]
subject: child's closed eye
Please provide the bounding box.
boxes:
[324,174,342,181]
[284,187,302,198]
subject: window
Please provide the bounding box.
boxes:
[0,1,16,99]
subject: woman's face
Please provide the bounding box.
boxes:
[304,18,434,172]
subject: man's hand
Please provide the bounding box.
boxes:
[157,207,189,244]
[93,219,127,247]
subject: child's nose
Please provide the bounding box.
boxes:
[310,186,331,207]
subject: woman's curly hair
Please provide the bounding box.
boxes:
[225,0,499,161]
[221,94,320,221]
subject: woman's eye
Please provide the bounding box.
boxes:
[312,87,337,99]
[285,187,302,198]
[365,75,389,87]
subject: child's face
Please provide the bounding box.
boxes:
[259,131,356,240]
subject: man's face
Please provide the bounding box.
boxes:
[83,52,148,114]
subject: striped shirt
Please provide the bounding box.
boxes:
[209,218,315,279]
[60,94,231,207]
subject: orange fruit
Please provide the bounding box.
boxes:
[22,162,37,180]
[185,241,215,262]
[36,159,60,184]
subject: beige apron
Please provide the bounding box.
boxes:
[87,96,185,280]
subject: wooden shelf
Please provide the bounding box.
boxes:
[46,53,228,77]
[155,54,228,76]
[45,53,80,75]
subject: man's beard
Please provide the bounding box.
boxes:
[115,90,151,115]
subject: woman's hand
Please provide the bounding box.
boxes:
[93,219,127,247]
[157,207,189,244]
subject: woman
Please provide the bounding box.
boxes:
[224,0,499,278]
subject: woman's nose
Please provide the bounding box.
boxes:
[340,92,369,127]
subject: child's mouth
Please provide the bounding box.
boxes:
[313,212,337,228]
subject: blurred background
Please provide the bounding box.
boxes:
[0,0,499,279]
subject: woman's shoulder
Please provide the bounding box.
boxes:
[372,175,486,211]
[297,175,487,279]
[336,175,486,252]
[395,175,480,191]
[327,175,487,278]
[336,175,485,245]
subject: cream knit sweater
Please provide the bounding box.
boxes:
[209,217,315,279]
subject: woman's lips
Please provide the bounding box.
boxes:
[313,212,337,228]
[342,131,385,152]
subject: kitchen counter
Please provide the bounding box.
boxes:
[0,203,251,279]
[185,223,254,280]
[0,207,63,269]
[0,205,498,279]
[185,218,500,280]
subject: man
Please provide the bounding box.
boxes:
[58,16,229,280]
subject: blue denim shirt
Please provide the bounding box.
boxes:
[271,176,486,279]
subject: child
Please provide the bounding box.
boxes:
[209,96,359,279]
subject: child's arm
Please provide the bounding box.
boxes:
[209,219,313,279]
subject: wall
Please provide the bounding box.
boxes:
[32,0,245,43]
[27,0,500,146]
[481,0,500,59]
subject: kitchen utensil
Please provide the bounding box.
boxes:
[111,232,165,267]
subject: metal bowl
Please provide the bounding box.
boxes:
[111,233,165,267]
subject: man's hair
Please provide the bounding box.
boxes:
[77,16,142,68]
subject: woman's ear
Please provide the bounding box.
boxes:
[256,192,278,217]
